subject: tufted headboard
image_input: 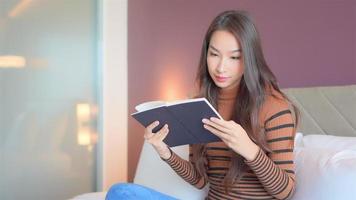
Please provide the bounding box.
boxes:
[282,85,356,137]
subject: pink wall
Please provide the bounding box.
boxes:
[354,1,356,79]
[128,0,356,181]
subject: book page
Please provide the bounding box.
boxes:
[166,98,206,106]
[135,101,166,112]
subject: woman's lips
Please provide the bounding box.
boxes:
[215,75,229,82]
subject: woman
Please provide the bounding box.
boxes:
[107,10,299,200]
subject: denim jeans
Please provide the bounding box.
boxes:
[106,183,178,200]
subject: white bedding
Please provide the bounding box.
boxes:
[292,133,356,200]
[70,192,106,200]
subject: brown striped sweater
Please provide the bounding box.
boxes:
[163,86,296,200]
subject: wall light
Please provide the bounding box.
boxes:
[76,103,91,121]
[159,68,185,101]
[76,103,98,149]
[0,55,26,68]
[78,128,91,146]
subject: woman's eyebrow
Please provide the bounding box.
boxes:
[209,45,220,52]
[209,45,241,53]
[231,49,241,52]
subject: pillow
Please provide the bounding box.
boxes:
[294,132,304,147]
[302,134,356,150]
[292,133,356,200]
[133,142,208,200]
[293,147,356,200]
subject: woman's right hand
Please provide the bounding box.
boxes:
[144,121,171,159]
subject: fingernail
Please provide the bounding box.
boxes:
[202,118,207,123]
[156,121,159,125]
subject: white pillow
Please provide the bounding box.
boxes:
[294,132,304,147]
[303,134,356,150]
[293,147,356,200]
[133,142,208,200]
[292,133,356,200]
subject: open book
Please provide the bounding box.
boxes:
[131,98,222,147]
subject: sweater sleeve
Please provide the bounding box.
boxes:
[162,145,208,189]
[245,99,296,200]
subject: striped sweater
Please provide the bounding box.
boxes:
[163,87,296,200]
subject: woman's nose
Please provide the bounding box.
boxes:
[217,60,226,73]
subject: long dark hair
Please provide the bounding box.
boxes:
[192,10,299,193]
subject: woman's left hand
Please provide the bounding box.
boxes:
[202,117,260,161]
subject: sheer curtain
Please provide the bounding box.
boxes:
[0,0,99,199]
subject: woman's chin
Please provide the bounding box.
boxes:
[214,81,239,90]
[214,82,230,89]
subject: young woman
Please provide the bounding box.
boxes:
[107,10,299,200]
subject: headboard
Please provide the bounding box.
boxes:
[283,85,356,137]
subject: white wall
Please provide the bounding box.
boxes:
[100,0,128,191]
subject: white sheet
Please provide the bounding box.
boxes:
[69,192,106,200]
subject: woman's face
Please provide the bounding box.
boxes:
[207,30,244,90]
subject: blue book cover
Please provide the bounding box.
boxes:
[131,98,222,147]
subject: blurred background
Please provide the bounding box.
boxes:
[0,0,355,199]
[0,0,109,199]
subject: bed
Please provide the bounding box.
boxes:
[284,84,356,137]
[71,84,356,200]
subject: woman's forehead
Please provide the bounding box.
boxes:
[209,30,241,53]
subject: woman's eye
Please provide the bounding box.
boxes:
[231,56,241,60]
[209,52,218,57]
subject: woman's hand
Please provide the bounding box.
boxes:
[144,121,171,159]
[202,117,260,161]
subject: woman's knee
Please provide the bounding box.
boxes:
[105,183,177,200]
[106,183,137,200]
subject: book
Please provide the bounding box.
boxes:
[131,98,222,147]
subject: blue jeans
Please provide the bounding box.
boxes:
[106,183,178,200]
